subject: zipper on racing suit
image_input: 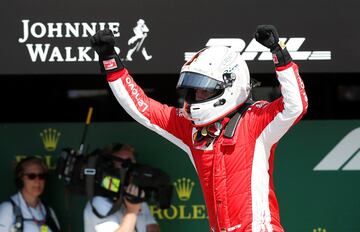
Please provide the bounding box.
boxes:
[213,140,227,232]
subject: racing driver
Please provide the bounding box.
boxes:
[90,25,308,232]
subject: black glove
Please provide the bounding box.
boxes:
[255,25,292,67]
[90,28,124,73]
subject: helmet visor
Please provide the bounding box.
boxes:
[176,72,223,91]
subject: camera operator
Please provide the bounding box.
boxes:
[83,143,161,232]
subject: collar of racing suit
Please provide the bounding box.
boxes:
[193,118,230,149]
[193,100,254,149]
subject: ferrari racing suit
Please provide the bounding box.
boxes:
[105,62,308,232]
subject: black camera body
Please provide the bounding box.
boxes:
[56,148,173,209]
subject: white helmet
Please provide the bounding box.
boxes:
[176,46,251,127]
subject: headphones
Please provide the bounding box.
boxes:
[14,156,48,189]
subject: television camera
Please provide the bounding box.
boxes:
[55,108,173,218]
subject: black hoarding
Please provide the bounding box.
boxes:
[0,0,359,75]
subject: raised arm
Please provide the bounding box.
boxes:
[90,29,192,155]
[253,25,308,144]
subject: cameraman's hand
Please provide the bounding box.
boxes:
[114,185,143,232]
[255,25,292,67]
[124,184,145,214]
[90,29,125,73]
[124,199,141,214]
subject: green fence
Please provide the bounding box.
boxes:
[1,121,359,231]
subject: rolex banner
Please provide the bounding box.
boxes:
[1,121,360,231]
[0,0,359,75]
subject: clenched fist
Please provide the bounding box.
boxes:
[255,25,292,67]
[90,28,116,59]
[90,28,124,73]
[255,25,280,51]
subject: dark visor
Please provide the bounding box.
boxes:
[176,72,224,90]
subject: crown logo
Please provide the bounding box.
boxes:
[174,178,195,201]
[313,228,327,232]
[40,128,61,151]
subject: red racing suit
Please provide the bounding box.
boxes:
[106,62,308,232]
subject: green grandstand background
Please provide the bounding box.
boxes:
[0,121,359,231]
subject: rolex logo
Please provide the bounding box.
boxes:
[40,128,61,151]
[174,178,195,201]
[313,228,327,232]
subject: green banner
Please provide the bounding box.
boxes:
[0,121,359,231]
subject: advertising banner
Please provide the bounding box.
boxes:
[0,121,360,231]
[0,0,359,75]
